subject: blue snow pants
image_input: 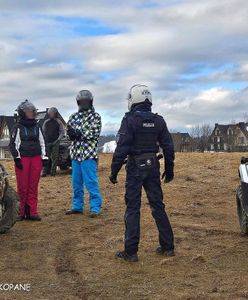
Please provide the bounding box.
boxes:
[71,159,102,214]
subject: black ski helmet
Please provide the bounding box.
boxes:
[17,100,37,119]
[76,90,93,111]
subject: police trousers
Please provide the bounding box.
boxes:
[124,156,174,255]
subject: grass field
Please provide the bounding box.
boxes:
[0,153,248,300]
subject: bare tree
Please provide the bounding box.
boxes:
[243,113,248,123]
[190,123,213,152]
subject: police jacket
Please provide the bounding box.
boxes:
[111,103,175,176]
[9,118,47,159]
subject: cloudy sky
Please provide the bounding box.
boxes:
[0,0,248,134]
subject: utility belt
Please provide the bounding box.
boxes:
[128,152,163,171]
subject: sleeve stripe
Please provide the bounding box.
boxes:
[14,128,21,158]
[39,128,47,158]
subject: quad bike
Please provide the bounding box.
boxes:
[0,164,19,234]
[236,157,248,234]
[58,137,71,170]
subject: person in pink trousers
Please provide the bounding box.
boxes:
[9,100,48,221]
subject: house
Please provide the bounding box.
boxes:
[210,122,248,152]
[0,109,66,160]
[171,132,194,152]
[0,116,18,159]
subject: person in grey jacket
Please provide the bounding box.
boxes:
[42,107,65,176]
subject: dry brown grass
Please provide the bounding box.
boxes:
[0,153,248,300]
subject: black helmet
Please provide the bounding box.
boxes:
[17,100,37,119]
[76,90,93,111]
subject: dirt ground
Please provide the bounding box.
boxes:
[0,153,248,300]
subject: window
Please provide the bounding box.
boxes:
[228,129,233,135]
[3,126,9,138]
[239,137,245,144]
[215,129,220,135]
[4,150,11,159]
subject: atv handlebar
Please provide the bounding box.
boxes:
[241,157,248,164]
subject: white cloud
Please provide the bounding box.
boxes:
[0,0,247,133]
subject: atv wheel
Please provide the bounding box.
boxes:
[0,186,19,234]
[236,185,248,234]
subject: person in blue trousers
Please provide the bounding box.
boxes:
[66,90,102,218]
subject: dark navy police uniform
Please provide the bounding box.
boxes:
[111,102,175,255]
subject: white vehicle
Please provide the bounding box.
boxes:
[236,157,248,234]
[103,141,117,153]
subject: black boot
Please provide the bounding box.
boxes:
[156,246,175,257]
[115,251,138,262]
[65,209,83,215]
[25,205,30,219]
[28,215,42,221]
[89,212,100,218]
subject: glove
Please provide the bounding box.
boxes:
[67,126,82,141]
[161,168,174,183]
[109,174,118,184]
[42,159,49,168]
[14,158,23,170]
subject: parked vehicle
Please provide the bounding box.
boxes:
[58,137,71,170]
[236,157,248,234]
[0,164,19,233]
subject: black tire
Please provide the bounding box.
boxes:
[0,186,19,234]
[236,185,248,234]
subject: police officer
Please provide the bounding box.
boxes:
[109,84,175,262]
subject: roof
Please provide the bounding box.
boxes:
[0,115,18,134]
[212,122,248,138]
[171,132,191,138]
[171,132,192,142]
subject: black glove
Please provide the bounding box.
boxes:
[161,168,174,183]
[109,174,118,184]
[67,126,82,141]
[42,159,49,168]
[14,158,23,170]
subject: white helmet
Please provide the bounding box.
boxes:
[127,84,152,111]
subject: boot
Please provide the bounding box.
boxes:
[28,215,42,221]
[115,251,138,262]
[89,212,101,218]
[65,209,83,215]
[156,246,175,257]
[25,205,30,219]
[16,215,25,221]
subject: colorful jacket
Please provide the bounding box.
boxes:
[67,108,101,161]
